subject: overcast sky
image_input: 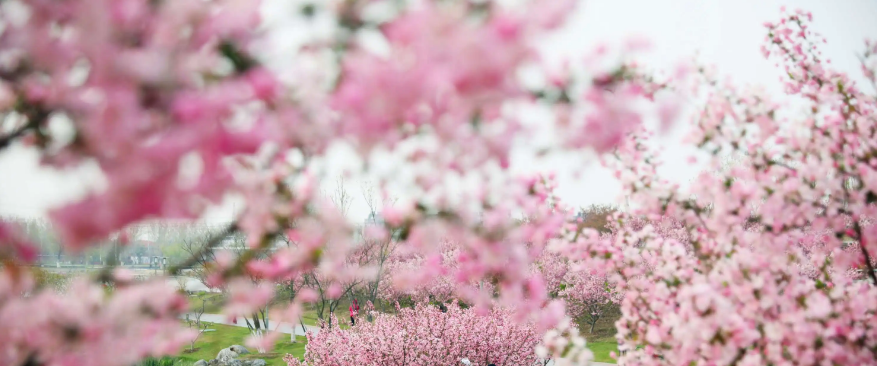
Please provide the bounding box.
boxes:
[1,0,876,223]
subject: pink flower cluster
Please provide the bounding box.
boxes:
[379,239,487,304]
[285,303,544,366]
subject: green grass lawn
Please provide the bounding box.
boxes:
[174,323,306,366]
[587,341,619,363]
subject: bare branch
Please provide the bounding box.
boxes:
[361,180,377,214]
[168,223,237,276]
[329,176,353,216]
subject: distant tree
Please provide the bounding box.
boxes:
[180,224,236,288]
[359,181,401,310]
[560,271,619,334]
[184,299,209,352]
[576,204,617,233]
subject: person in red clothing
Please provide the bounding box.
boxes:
[349,299,359,326]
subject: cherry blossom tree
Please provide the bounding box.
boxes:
[378,239,499,307]
[285,303,545,366]
[378,240,456,304]
[545,9,877,366]
[559,271,619,334]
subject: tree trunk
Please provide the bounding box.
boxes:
[252,312,261,330]
[315,297,327,321]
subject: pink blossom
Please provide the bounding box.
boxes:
[297,288,319,303]
[326,283,342,299]
[0,222,38,263]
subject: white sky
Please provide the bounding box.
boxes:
[1,0,876,223]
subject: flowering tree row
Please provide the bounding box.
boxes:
[285,302,544,366]
[375,205,622,312]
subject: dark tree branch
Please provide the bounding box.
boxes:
[0,117,39,151]
[853,222,877,286]
[859,243,877,285]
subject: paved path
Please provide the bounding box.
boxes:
[182,313,322,337]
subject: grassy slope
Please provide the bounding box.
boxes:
[175,323,306,366]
